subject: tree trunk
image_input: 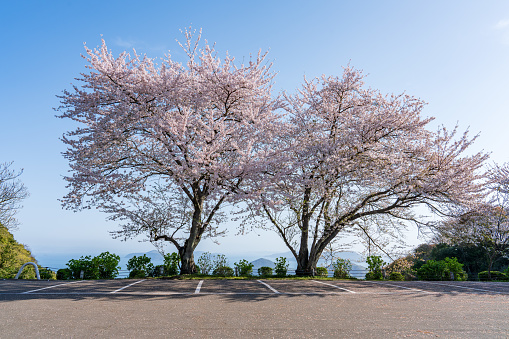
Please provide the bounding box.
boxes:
[179,243,197,274]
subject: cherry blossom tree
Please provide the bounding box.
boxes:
[248,67,488,275]
[0,162,29,230]
[439,164,509,278]
[57,28,279,273]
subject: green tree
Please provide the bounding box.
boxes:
[164,252,181,276]
[365,255,385,280]
[127,254,154,278]
[0,224,38,279]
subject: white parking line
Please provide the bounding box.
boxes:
[111,280,146,294]
[257,280,280,294]
[366,281,430,293]
[195,280,204,294]
[23,281,84,294]
[419,281,507,294]
[311,280,356,293]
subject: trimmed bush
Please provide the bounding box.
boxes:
[39,267,56,280]
[478,271,507,281]
[389,272,404,281]
[213,265,234,277]
[57,268,72,280]
[417,257,467,281]
[258,266,273,277]
[315,267,328,277]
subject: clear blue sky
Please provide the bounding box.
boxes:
[1,1,509,263]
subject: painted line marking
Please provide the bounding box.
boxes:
[367,281,430,293]
[311,280,356,293]
[111,279,146,293]
[23,281,84,294]
[257,280,280,294]
[419,281,507,294]
[195,280,204,294]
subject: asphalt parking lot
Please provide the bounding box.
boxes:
[1,279,508,338]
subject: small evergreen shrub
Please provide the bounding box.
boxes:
[234,259,254,276]
[127,254,154,278]
[315,267,328,277]
[274,257,289,277]
[389,272,404,281]
[478,271,507,281]
[333,258,352,278]
[365,255,385,280]
[258,266,273,276]
[56,268,72,280]
[417,257,467,281]
[39,267,56,280]
[197,252,213,275]
[164,252,180,276]
[213,265,234,277]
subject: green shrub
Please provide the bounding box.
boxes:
[478,271,507,281]
[126,254,154,278]
[39,267,56,280]
[389,272,404,281]
[333,258,352,278]
[57,268,72,280]
[274,257,289,277]
[94,252,120,279]
[65,252,121,279]
[164,252,180,276]
[417,257,467,281]
[213,265,234,277]
[67,255,97,279]
[129,269,148,279]
[365,255,385,280]
[197,252,213,275]
[315,267,328,277]
[258,266,273,276]
[234,259,254,276]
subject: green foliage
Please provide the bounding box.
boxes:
[212,254,228,271]
[66,252,120,279]
[315,267,328,277]
[0,224,38,279]
[478,271,507,281]
[38,267,56,280]
[333,258,352,278]
[417,257,467,281]
[94,251,120,279]
[234,259,254,276]
[126,254,154,278]
[365,255,385,280]
[67,256,96,279]
[164,252,181,276]
[258,266,273,276]
[197,252,213,275]
[385,257,415,280]
[213,265,234,277]
[274,257,289,277]
[57,268,72,280]
[389,272,404,281]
